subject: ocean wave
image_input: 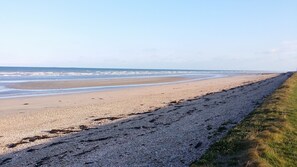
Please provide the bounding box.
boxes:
[0,70,198,77]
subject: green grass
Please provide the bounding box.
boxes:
[191,73,297,167]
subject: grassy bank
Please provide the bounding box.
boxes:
[191,73,297,167]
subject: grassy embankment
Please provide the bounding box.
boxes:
[192,73,297,166]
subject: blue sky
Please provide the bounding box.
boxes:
[0,1,296,71]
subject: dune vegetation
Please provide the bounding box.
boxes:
[192,72,297,166]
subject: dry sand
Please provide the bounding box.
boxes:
[0,73,290,166]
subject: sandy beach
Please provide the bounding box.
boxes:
[0,73,290,166]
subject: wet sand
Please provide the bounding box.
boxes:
[0,73,289,166]
[8,77,186,90]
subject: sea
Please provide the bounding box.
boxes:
[0,66,264,98]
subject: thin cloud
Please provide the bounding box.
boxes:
[262,40,297,55]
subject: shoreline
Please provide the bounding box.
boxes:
[1,75,226,99]
[7,76,188,90]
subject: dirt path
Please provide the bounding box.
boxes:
[0,73,291,167]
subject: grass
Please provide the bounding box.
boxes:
[191,72,297,167]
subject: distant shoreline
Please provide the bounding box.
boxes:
[8,76,187,90]
[0,66,279,99]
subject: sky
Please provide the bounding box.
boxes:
[0,1,296,71]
